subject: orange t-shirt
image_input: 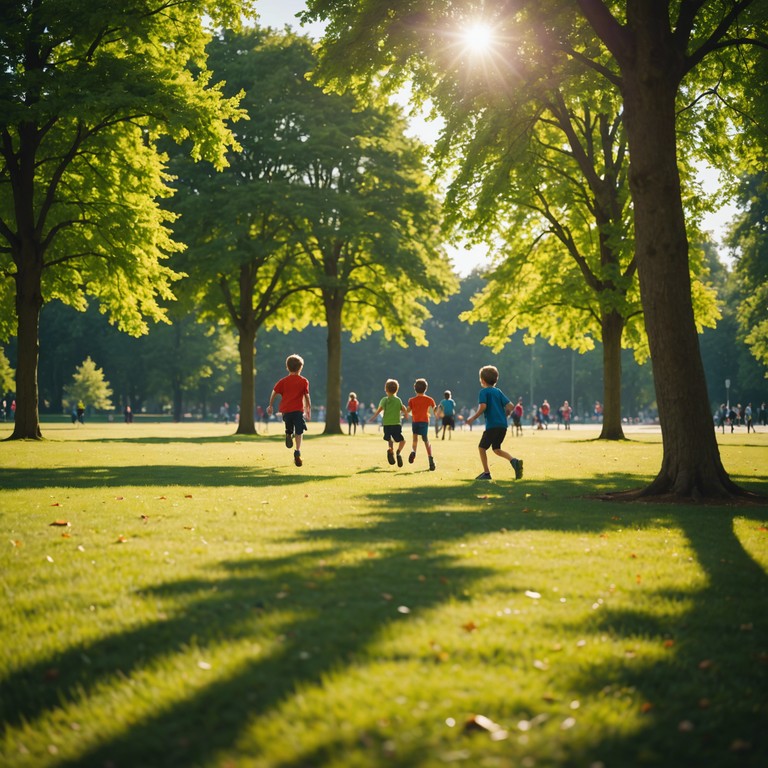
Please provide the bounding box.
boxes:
[408,394,436,423]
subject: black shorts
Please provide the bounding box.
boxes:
[283,411,307,436]
[442,415,455,428]
[479,427,507,450]
[348,412,359,425]
[383,424,404,443]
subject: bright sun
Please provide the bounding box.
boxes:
[462,21,495,54]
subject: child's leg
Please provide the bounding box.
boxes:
[295,433,303,450]
[423,435,433,457]
[478,446,490,474]
[493,447,513,462]
[397,439,405,455]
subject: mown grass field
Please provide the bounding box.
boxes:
[1,421,767,768]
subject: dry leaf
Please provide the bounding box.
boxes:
[116,535,128,543]
[464,715,508,741]
[49,520,70,527]
[462,621,478,633]
[185,494,193,498]
[11,540,22,547]
[115,496,124,500]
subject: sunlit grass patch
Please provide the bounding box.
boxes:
[1,423,766,767]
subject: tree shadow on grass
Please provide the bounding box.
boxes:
[0,465,341,490]
[3,476,766,767]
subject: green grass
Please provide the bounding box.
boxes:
[1,421,767,768]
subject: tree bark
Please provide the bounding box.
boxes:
[323,297,343,435]
[9,250,43,440]
[620,40,739,497]
[235,265,257,436]
[235,324,257,435]
[599,309,625,440]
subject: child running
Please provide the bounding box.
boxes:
[369,379,407,466]
[466,365,523,481]
[438,390,456,440]
[267,354,311,467]
[407,378,437,471]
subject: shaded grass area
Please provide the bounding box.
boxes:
[1,423,767,768]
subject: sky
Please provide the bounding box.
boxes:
[253,1,737,273]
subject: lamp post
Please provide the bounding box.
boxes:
[725,378,730,410]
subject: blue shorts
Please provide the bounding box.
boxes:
[479,427,507,450]
[283,411,307,436]
[383,424,404,443]
[412,421,429,438]
[347,412,359,425]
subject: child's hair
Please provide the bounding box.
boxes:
[385,379,399,395]
[444,390,451,399]
[349,392,357,400]
[414,378,428,394]
[479,365,499,386]
[286,354,304,373]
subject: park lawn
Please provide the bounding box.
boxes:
[1,422,766,768]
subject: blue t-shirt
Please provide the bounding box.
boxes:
[478,386,510,429]
[439,398,455,416]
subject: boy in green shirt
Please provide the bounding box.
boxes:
[369,378,408,466]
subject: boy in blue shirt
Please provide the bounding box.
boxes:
[466,365,523,481]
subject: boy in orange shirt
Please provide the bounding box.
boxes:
[267,354,311,467]
[407,378,436,471]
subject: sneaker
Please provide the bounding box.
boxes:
[429,457,436,471]
[285,432,293,449]
[396,452,403,467]
[294,451,302,467]
[475,472,492,480]
[408,451,416,464]
[387,450,396,465]
[512,458,524,480]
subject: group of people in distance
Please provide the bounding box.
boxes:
[267,354,523,481]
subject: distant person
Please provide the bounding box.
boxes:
[219,402,230,424]
[716,403,727,433]
[257,404,269,433]
[437,390,456,440]
[76,400,85,424]
[561,400,572,430]
[745,402,754,433]
[267,354,311,467]
[368,378,407,467]
[407,378,437,471]
[759,402,767,427]
[11,399,16,420]
[124,405,133,424]
[540,399,550,429]
[511,397,524,436]
[346,392,360,435]
[466,365,523,481]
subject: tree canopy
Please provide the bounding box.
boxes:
[0,0,255,439]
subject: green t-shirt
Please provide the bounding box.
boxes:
[378,394,404,426]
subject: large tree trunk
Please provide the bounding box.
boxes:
[599,309,625,440]
[9,253,43,440]
[323,298,343,435]
[621,36,738,497]
[235,324,257,435]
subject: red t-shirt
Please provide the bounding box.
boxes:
[347,399,358,413]
[274,374,309,413]
[408,394,436,422]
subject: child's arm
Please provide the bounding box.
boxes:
[303,393,311,419]
[266,389,279,416]
[466,403,486,426]
[368,406,383,423]
[504,402,514,417]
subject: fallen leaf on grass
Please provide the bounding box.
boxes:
[464,715,508,741]
[61,533,71,539]
[640,702,653,714]
[116,535,128,543]
[663,639,675,648]
[462,621,478,633]
[49,520,70,527]
[698,659,714,670]
[10,540,22,547]
[524,590,541,599]
[115,496,124,501]
[184,494,193,498]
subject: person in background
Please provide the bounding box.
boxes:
[368,379,407,467]
[437,390,456,440]
[346,392,360,435]
[407,378,436,471]
[267,354,311,467]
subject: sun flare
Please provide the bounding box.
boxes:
[461,20,495,55]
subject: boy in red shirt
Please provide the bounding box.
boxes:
[407,378,436,471]
[267,354,312,467]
